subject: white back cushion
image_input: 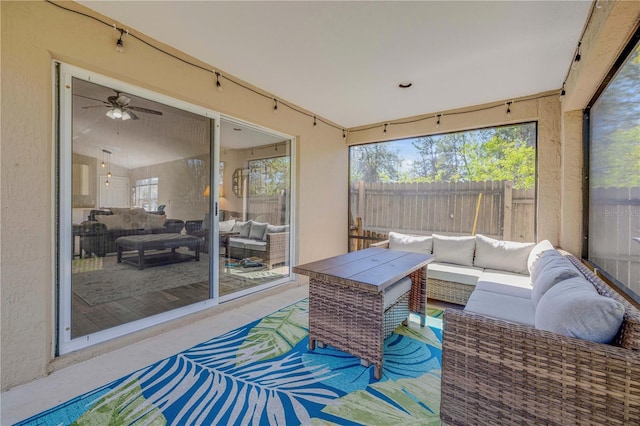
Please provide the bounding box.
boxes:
[388,232,432,254]
[473,234,534,274]
[432,234,476,266]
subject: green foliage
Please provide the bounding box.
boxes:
[591,126,640,188]
[350,123,536,189]
[249,156,290,196]
[350,144,402,183]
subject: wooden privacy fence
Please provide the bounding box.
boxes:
[588,187,640,297]
[247,194,289,225]
[349,180,535,251]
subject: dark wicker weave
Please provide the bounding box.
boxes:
[440,251,640,425]
[295,248,433,379]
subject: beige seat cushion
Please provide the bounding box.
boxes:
[428,262,483,286]
[464,289,536,326]
[476,270,532,299]
[383,277,412,310]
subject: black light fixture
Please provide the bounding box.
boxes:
[560,83,566,101]
[398,81,413,89]
[506,101,512,118]
[115,28,127,53]
[435,114,442,129]
[383,123,388,134]
[313,116,317,127]
[103,149,112,186]
[273,98,279,112]
[215,72,223,92]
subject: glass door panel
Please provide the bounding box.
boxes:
[218,119,292,300]
[68,76,213,340]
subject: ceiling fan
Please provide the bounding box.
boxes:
[78,91,163,121]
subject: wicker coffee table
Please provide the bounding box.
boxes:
[116,234,201,270]
[293,247,433,379]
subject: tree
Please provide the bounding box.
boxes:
[350,144,402,183]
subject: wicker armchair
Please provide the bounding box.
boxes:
[440,253,640,425]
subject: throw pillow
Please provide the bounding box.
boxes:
[145,213,166,229]
[530,249,565,284]
[232,221,251,238]
[95,214,123,229]
[535,277,625,343]
[249,221,268,240]
[219,219,236,232]
[264,224,289,241]
[388,232,433,254]
[527,239,554,273]
[432,234,476,266]
[531,260,580,306]
[473,234,535,274]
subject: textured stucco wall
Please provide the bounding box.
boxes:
[1,1,346,390]
[560,110,584,255]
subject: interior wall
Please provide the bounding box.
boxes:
[1,1,346,390]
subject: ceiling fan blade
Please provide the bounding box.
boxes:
[127,106,163,116]
[73,93,108,104]
[127,110,140,120]
[82,105,110,109]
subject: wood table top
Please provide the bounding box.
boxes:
[293,247,433,292]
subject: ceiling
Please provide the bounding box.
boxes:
[72,78,284,169]
[77,1,593,129]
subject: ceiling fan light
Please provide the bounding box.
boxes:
[113,108,123,119]
[121,111,131,121]
[106,109,116,119]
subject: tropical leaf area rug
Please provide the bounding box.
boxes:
[16,301,444,426]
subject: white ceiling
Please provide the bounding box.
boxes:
[77,1,592,129]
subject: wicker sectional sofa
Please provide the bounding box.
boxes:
[377,232,640,424]
[186,218,289,269]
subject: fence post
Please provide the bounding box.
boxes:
[503,181,513,240]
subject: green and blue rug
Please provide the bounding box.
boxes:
[16,301,444,425]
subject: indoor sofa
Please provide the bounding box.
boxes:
[80,208,184,257]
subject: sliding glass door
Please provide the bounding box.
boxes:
[58,64,220,353]
[217,118,292,301]
[57,65,294,354]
